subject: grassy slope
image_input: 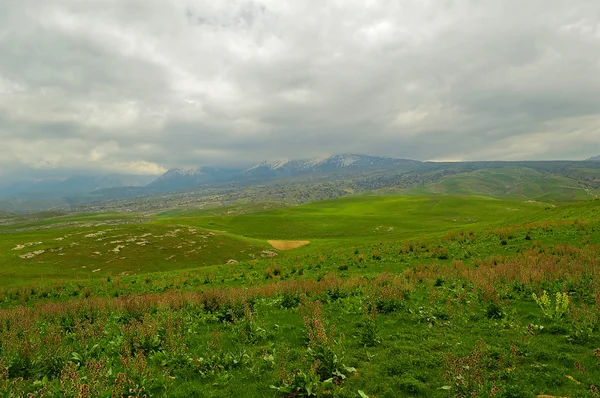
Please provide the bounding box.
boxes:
[0,196,551,288]
[1,199,600,397]
[0,212,139,233]
[154,196,547,251]
[409,167,598,202]
[0,211,271,287]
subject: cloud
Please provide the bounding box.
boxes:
[1,0,600,181]
[111,161,167,175]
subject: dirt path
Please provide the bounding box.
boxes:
[267,240,310,250]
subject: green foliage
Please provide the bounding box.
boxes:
[442,340,505,396]
[271,364,334,397]
[567,303,599,344]
[532,291,570,322]
[300,301,356,382]
[359,301,381,347]
[2,196,600,397]
[232,303,270,344]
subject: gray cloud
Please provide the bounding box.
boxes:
[1,0,600,181]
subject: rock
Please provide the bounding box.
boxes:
[19,250,45,259]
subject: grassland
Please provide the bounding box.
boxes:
[0,196,545,288]
[0,215,270,288]
[1,195,600,397]
[409,167,599,202]
[154,196,547,252]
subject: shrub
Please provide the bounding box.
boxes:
[300,301,355,382]
[433,247,449,260]
[532,291,569,322]
[442,340,505,396]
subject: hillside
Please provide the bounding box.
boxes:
[5,157,600,213]
[0,196,544,287]
[1,197,600,396]
[69,162,600,214]
[408,167,598,201]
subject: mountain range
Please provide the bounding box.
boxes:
[3,154,600,212]
[0,155,410,210]
[0,174,156,199]
[150,154,419,189]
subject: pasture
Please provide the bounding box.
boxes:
[1,196,600,397]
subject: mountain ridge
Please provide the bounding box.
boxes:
[5,155,600,212]
[239,154,418,179]
[146,167,242,191]
[0,174,158,199]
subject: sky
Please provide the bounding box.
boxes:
[1,0,600,181]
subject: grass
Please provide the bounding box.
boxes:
[154,196,547,252]
[1,195,600,397]
[0,196,546,288]
[0,223,270,288]
[410,167,599,202]
[0,211,141,233]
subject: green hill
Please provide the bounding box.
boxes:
[1,196,600,397]
[408,166,598,202]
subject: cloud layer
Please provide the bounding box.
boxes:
[1,0,600,180]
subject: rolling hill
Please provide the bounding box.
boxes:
[2,195,600,396]
[5,155,600,212]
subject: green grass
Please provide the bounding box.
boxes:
[0,211,141,233]
[154,195,547,251]
[0,196,554,288]
[0,222,270,288]
[2,196,600,397]
[410,167,598,202]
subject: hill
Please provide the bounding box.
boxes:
[0,195,545,287]
[60,159,600,213]
[5,156,600,213]
[408,166,598,201]
[1,197,600,396]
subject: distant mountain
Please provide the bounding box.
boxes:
[145,155,418,189]
[63,186,150,206]
[146,167,242,191]
[9,154,600,213]
[586,155,600,161]
[242,154,418,179]
[0,155,424,211]
[0,174,157,199]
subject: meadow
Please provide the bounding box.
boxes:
[1,196,600,397]
[408,167,598,202]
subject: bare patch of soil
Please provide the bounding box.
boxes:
[267,240,310,250]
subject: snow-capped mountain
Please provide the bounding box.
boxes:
[241,154,417,179]
[144,154,417,191]
[243,160,292,177]
[314,154,408,170]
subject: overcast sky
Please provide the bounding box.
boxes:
[1,0,600,180]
